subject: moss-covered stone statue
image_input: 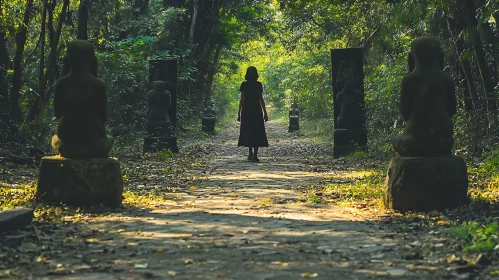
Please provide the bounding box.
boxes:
[37,40,123,208]
[383,37,468,211]
[51,40,114,158]
[143,74,178,153]
[330,49,367,158]
[336,67,363,129]
[288,99,299,132]
[201,100,216,133]
[390,37,456,157]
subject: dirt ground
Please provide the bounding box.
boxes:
[1,121,498,279]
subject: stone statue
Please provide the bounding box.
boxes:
[51,40,114,158]
[383,37,468,211]
[143,73,178,153]
[288,99,299,132]
[202,100,216,133]
[391,37,456,157]
[335,61,363,129]
[146,80,173,138]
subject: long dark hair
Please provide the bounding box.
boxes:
[244,66,259,81]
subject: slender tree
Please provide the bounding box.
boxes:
[10,0,35,123]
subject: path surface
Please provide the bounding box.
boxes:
[1,121,480,279]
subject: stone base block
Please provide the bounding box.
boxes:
[37,156,123,207]
[334,128,367,147]
[333,145,367,158]
[333,128,367,158]
[383,156,469,211]
[202,118,216,133]
[143,136,178,153]
[288,125,299,132]
[0,208,34,232]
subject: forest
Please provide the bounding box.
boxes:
[0,0,495,155]
[1,0,499,279]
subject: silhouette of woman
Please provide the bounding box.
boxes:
[237,66,269,162]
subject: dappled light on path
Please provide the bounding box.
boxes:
[2,121,463,280]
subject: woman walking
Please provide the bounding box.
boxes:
[237,66,269,162]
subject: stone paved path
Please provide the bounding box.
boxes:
[3,121,464,279]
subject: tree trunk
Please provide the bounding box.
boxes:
[465,0,497,124]
[458,65,474,112]
[477,0,499,82]
[78,0,88,40]
[446,16,481,111]
[0,31,9,111]
[47,0,69,88]
[27,0,48,121]
[10,0,34,123]
[188,0,198,48]
[205,42,222,101]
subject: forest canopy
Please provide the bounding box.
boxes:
[0,0,498,156]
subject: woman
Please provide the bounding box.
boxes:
[237,66,269,162]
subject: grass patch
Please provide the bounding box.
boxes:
[123,189,177,208]
[449,220,499,254]
[0,182,36,210]
[154,149,174,161]
[301,169,385,206]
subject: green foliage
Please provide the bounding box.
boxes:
[155,149,174,161]
[483,148,499,173]
[450,221,499,254]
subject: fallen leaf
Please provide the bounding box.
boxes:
[271,261,289,266]
[184,258,193,265]
[301,273,318,278]
[134,263,149,269]
[189,185,197,190]
[152,248,167,253]
[85,238,99,243]
[168,271,176,276]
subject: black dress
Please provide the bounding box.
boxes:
[238,81,269,147]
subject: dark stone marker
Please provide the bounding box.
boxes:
[0,208,34,232]
[37,40,123,207]
[148,59,178,128]
[331,48,367,157]
[288,100,299,132]
[143,77,178,153]
[202,100,216,133]
[383,37,469,211]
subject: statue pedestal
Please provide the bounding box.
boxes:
[143,136,178,153]
[333,128,367,157]
[288,116,299,132]
[384,156,469,211]
[37,156,123,207]
[202,118,216,133]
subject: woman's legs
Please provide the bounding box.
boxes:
[248,147,253,160]
[253,147,259,162]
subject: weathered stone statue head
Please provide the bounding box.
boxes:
[51,40,114,158]
[146,80,172,137]
[391,37,456,157]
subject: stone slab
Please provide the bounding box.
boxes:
[333,128,367,147]
[36,156,123,207]
[143,136,178,153]
[383,156,469,211]
[202,118,216,133]
[0,208,34,232]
